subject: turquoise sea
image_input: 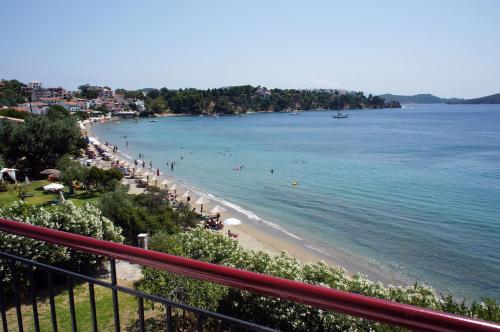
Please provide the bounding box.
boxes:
[93,104,500,300]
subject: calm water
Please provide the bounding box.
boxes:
[93,104,500,300]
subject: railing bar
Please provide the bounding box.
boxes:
[10,260,24,332]
[110,259,120,332]
[165,304,173,332]
[47,270,58,332]
[0,251,276,332]
[0,278,8,332]
[67,276,77,332]
[28,267,40,332]
[137,297,145,332]
[1,218,499,332]
[88,282,98,332]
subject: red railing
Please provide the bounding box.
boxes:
[0,217,499,332]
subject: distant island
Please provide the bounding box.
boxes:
[378,93,500,105]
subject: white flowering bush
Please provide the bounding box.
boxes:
[137,227,499,331]
[0,201,123,286]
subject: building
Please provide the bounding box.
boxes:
[98,87,113,99]
[255,87,271,98]
[27,81,43,90]
[18,102,49,115]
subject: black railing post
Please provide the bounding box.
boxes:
[47,270,58,332]
[10,260,23,332]
[67,276,77,332]
[165,304,173,332]
[110,258,120,332]
[0,279,8,332]
[137,297,145,332]
[88,282,98,332]
[197,312,204,332]
[28,267,40,332]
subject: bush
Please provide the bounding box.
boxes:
[0,201,123,285]
[137,228,500,331]
[99,188,197,243]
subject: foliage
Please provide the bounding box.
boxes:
[46,104,71,120]
[138,85,400,115]
[82,166,123,192]
[137,228,500,331]
[77,84,99,99]
[98,188,197,243]
[0,80,28,107]
[0,107,32,120]
[0,113,85,176]
[0,201,123,284]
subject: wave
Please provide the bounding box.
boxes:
[169,179,303,241]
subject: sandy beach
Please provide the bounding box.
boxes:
[83,121,402,286]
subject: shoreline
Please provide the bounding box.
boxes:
[83,119,407,287]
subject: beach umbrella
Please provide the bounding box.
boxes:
[43,183,64,192]
[194,197,208,205]
[209,205,227,215]
[223,218,242,226]
[24,176,30,185]
[181,190,190,198]
[161,179,170,185]
[40,169,60,175]
[150,175,158,181]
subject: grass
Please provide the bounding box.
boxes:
[6,280,140,331]
[0,180,102,208]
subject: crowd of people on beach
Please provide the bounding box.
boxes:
[84,138,240,237]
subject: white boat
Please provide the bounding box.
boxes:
[290,111,300,115]
[332,110,349,119]
[149,119,158,122]
[213,114,219,118]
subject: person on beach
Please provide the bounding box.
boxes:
[171,163,174,172]
[142,161,146,168]
[139,153,142,159]
[126,140,128,147]
[156,168,160,176]
[134,160,138,166]
[149,161,153,169]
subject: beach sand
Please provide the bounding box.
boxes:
[84,122,403,286]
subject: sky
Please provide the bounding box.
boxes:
[1,0,499,98]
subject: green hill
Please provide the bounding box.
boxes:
[378,93,445,104]
[447,93,500,104]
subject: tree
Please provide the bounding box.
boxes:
[57,156,85,194]
[150,96,167,114]
[0,114,85,176]
[0,80,28,107]
[46,105,70,120]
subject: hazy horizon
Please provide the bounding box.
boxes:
[1,0,499,98]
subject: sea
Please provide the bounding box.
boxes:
[92,104,500,301]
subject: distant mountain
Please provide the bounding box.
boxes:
[378,93,445,104]
[447,93,500,104]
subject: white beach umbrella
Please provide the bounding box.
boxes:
[194,197,208,205]
[170,184,177,191]
[209,205,227,215]
[161,179,170,185]
[223,218,241,226]
[150,175,158,181]
[181,190,190,198]
[43,183,64,192]
[24,176,30,185]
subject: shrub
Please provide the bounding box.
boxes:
[137,228,500,331]
[0,201,123,285]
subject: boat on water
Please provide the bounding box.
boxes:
[238,114,245,117]
[149,119,159,122]
[332,110,349,118]
[290,111,300,115]
[213,114,219,118]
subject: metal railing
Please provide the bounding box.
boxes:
[0,217,499,332]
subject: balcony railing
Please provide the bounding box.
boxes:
[0,217,499,332]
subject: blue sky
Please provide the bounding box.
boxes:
[1,0,499,98]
